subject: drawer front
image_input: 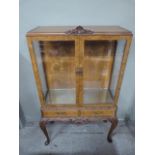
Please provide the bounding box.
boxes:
[42,110,78,117]
[80,109,114,117]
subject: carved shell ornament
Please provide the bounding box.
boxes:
[66,26,94,34]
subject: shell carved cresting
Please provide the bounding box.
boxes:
[66,26,94,35]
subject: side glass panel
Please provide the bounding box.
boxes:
[33,41,76,105]
[109,40,125,97]
[83,40,123,104]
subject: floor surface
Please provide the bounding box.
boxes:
[20,121,135,155]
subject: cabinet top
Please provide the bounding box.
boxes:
[27,26,132,36]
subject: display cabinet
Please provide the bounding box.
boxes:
[26,26,132,145]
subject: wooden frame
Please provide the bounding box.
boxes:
[26,26,132,145]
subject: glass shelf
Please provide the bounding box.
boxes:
[84,88,113,104]
[46,88,76,104]
[45,88,113,105]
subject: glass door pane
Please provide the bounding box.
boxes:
[83,40,116,104]
[33,40,76,105]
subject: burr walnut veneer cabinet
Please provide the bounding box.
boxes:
[26,26,132,145]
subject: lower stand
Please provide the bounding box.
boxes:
[39,118,118,145]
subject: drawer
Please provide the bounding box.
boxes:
[80,109,115,117]
[42,107,115,118]
[42,110,78,117]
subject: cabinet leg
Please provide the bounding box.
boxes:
[39,121,50,145]
[107,118,118,143]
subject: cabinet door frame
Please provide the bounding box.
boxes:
[27,35,80,108]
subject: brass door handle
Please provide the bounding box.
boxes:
[76,67,83,75]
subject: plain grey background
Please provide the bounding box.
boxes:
[19,0,135,123]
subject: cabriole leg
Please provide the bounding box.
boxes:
[39,120,50,145]
[107,118,118,143]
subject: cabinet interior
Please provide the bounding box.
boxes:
[34,40,117,105]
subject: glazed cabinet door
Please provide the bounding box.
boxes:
[29,36,81,106]
[79,37,117,105]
